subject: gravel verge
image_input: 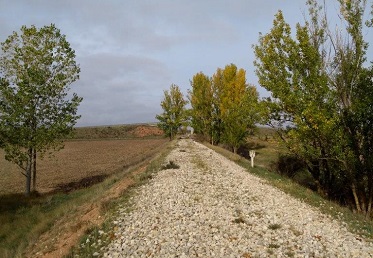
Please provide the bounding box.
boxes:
[102,139,373,257]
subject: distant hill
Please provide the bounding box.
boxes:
[72,124,163,139]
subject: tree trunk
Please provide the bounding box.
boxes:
[360,193,367,215]
[233,146,237,154]
[307,161,323,194]
[351,183,362,213]
[25,148,32,196]
[32,149,36,192]
[366,192,372,218]
[367,176,373,218]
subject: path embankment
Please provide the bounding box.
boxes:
[103,139,373,257]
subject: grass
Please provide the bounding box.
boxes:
[268,223,282,230]
[246,165,373,239]
[0,187,98,257]
[0,139,173,258]
[192,155,209,172]
[232,217,246,224]
[161,160,180,170]
[268,243,280,249]
[204,127,373,240]
[66,140,176,257]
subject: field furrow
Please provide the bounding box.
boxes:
[0,138,167,195]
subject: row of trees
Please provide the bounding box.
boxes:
[189,64,259,153]
[156,0,373,217]
[0,24,82,196]
[254,0,373,216]
[156,64,260,154]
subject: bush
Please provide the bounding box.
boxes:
[161,161,180,170]
[275,154,317,191]
[275,154,305,178]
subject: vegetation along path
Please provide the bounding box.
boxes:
[102,139,373,257]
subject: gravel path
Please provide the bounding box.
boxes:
[103,139,373,257]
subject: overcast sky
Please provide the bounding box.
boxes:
[1,1,372,126]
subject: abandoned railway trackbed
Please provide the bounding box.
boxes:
[101,139,373,257]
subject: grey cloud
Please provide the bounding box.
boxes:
[3,0,370,126]
[77,53,170,85]
[76,79,163,126]
[71,52,169,126]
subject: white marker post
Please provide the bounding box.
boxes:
[249,150,256,168]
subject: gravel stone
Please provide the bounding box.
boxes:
[102,139,373,257]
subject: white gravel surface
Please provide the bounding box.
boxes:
[102,139,373,257]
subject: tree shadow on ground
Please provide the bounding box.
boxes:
[0,192,41,213]
[52,174,108,193]
[0,174,108,213]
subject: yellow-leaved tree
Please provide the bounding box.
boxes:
[189,64,260,153]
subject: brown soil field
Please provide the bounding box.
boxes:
[0,138,167,195]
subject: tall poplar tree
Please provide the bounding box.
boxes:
[188,72,213,142]
[210,68,224,145]
[0,24,82,196]
[156,84,188,140]
[218,64,259,153]
[254,0,373,215]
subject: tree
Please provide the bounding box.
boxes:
[222,84,259,154]
[0,24,82,196]
[188,72,214,142]
[254,0,373,216]
[217,64,259,153]
[343,66,373,215]
[254,9,336,192]
[329,0,373,215]
[156,84,188,140]
[210,68,224,145]
[188,64,260,151]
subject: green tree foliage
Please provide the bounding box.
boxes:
[188,72,214,142]
[0,24,82,196]
[156,84,188,140]
[210,68,224,145]
[254,0,373,216]
[218,64,259,153]
[189,64,260,153]
[344,66,373,215]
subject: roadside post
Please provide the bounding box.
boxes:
[249,150,256,168]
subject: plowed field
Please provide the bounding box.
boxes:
[0,138,167,195]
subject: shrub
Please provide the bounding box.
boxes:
[161,161,180,170]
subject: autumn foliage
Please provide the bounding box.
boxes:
[254,0,373,217]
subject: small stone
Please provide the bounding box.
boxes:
[100,139,373,257]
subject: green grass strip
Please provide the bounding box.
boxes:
[205,142,373,241]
